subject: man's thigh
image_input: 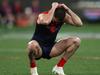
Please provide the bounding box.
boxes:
[49,37,74,57]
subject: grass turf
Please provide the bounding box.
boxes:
[0,38,100,75]
[0,23,100,75]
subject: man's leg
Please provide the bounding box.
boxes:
[50,37,81,75]
[27,40,42,75]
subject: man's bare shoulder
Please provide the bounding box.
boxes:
[37,11,48,24]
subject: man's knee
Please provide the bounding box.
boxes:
[72,37,81,47]
[27,40,42,59]
[63,37,81,46]
[64,37,81,47]
[27,40,39,56]
[28,40,39,51]
[66,37,81,52]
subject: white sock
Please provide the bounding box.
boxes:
[31,67,38,75]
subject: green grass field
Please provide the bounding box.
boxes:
[0,23,100,75]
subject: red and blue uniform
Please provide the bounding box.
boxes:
[31,12,64,59]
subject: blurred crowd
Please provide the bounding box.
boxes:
[0,0,40,28]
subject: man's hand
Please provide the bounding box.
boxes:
[60,4,69,11]
[52,2,59,9]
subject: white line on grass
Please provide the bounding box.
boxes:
[1,32,100,39]
[0,48,26,52]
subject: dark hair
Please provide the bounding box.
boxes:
[54,6,66,22]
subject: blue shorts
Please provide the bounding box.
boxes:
[34,40,55,60]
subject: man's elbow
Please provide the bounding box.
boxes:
[75,21,83,27]
[79,22,83,26]
[75,18,83,26]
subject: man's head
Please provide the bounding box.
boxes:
[54,6,66,22]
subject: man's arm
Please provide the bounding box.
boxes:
[37,2,58,25]
[61,4,83,26]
